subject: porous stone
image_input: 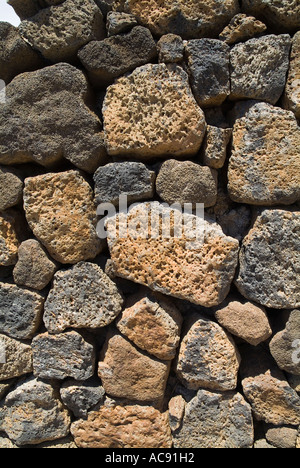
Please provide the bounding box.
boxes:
[236,209,300,309]
[228,102,300,205]
[18,0,105,63]
[173,389,254,448]
[79,26,157,87]
[98,331,171,402]
[242,0,300,33]
[43,262,124,333]
[215,298,272,346]
[283,31,300,119]
[60,378,105,419]
[94,161,155,206]
[176,315,241,391]
[0,282,44,340]
[106,202,239,307]
[0,166,23,211]
[168,395,186,431]
[230,35,291,104]
[202,126,232,169]
[265,426,298,449]
[157,34,184,63]
[106,11,138,36]
[102,64,206,160]
[13,239,57,290]
[219,13,267,44]
[8,0,65,20]
[186,39,230,107]
[32,331,96,381]
[71,405,172,448]
[0,213,19,266]
[156,160,218,208]
[0,334,32,381]
[240,345,300,426]
[0,377,71,446]
[0,63,107,172]
[23,170,103,264]
[116,290,182,360]
[269,310,300,375]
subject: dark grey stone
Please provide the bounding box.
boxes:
[106,11,138,36]
[60,378,105,418]
[157,34,184,63]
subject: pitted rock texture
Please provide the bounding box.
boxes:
[157,34,184,63]
[269,310,300,375]
[8,0,65,20]
[106,11,138,36]
[102,64,207,159]
[0,166,23,211]
[219,14,267,44]
[202,126,232,169]
[242,0,300,32]
[0,334,33,381]
[284,31,300,119]
[0,213,19,266]
[60,378,105,419]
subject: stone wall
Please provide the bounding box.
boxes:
[0,0,299,449]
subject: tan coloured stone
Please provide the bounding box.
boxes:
[23,171,103,264]
[202,125,232,169]
[284,31,300,119]
[116,290,182,360]
[0,334,32,381]
[219,13,267,44]
[103,64,206,160]
[215,298,272,346]
[71,405,172,448]
[106,202,239,307]
[0,213,19,266]
[168,395,186,431]
[98,331,171,402]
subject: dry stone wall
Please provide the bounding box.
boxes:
[0,0,300,449]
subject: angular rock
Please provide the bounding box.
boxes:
[236,209,300,309]
[19,0,105,63]
[0,282,44,340]
[116,290,182,360]
[156,160,218,208]
[173,389,254,448]
[0,213,19,266]
[269,310,300,375]
[43,262,124,333]
[176,315,241,391]
[98,331,171,402]
[94,161,155,206]
[186,39,230,107]
[240,345,300,425]
[13,239,57,290]
[230,35,291,104]
[0,63,107,172]
[168,395,186,431]
[106,11,138,36]
[215,298,272,346]
[78,26,157,87]
[23,170,103,264]
[157,34,184,63]
[0,334,32,381]
[106,202,239,307]
[0,436,18,448]
[228,102,300,205]
[32,331,95,381]
[102,64,206,160]
[219,13,267,44]
[8,0,65,20]
[242,0,300,33]
[71,405,172,448]
[60,378,105,419]
[0,377,70,446]
[283,31,300,119]
[202,126,232,169]
[0,166,23,211]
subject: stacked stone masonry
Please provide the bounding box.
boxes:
[0,0,300,449]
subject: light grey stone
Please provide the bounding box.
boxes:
[270,310,300,375]
[0,334,32,381]
[60,378,105,418]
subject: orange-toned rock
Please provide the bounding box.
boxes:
[0,213,19,266]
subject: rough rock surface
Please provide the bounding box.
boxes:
[242,0,300,33]
[106,11,138,36]
[176,315,241,391]
[157,34,184,63]
[156,159,218,208]
[215,298,272,346]
[270,310,300,375]
[0,377,71,446]
[186,39,230,107]
[19,0,106,63]
[60,379,105,419]
[265,426,298,449]
[94,162,155,206]
[43,262,124,333]
[0,166,23,211]
[78,26,157,87]
[0,213,19,266]
[0,63,107,172]
[71,405,172,448]
[284,31,300,119]
[230,35,291,104]
[228,102,300,205]
[102,64,206,159]
[23,171,103,264]
[219,14,267,44]
[202,126,232,169]
[116,290,182,360]
[32,331,96,381]
[106,202,239,307]
[173,389,254,448]
[0,282,44,340]
[236,209,300,309]
[0,334,33,381]
[8,0,65,20]
[98,331,171,402]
